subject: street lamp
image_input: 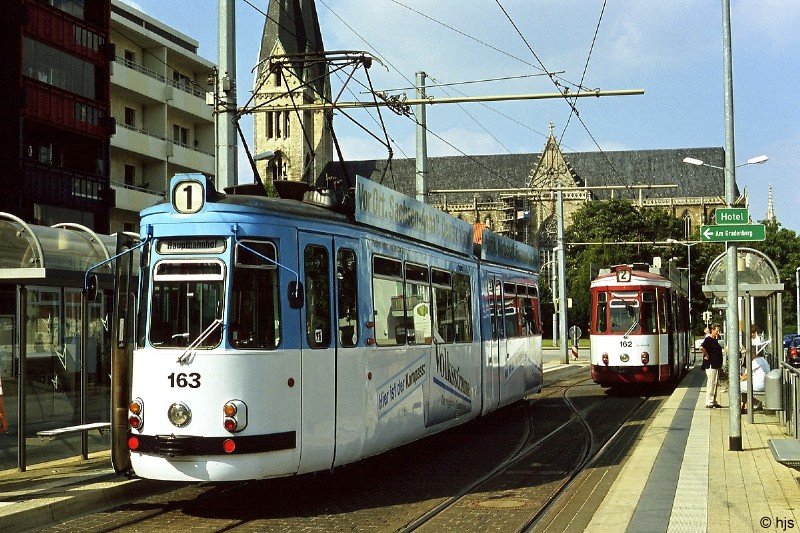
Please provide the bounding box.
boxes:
[682,154,768,170]
[667,239,700,326]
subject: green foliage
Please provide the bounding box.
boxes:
[748,220,800,333]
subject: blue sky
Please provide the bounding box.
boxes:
[122,0,799,232]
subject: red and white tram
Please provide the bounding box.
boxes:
[589,263,690,386]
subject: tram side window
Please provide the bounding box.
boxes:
[305,245,331,349]
[640,291,657,334]
[658,290,670,334]
[230,241,280,350]
[372,256,404,346]
[432,269,454,343]
[521,286,539,336]
[337,248,358,348]
[405,264,431,345]
[504,283,520,338]
[489,280,503,340]
[595,292,608,333]
[453,273,473,343]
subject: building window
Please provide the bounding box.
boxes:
[173,124,189,146]
[123,50,135,68]
[172,70,192,90]
[270,156,286,180]
[124,107,135,127]
[124,164,135,186]
[22,37,96,99]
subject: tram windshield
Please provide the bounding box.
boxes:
[596,289,658,335]
[150,260,224,348]
[608,291,639,334]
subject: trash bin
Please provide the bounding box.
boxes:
[765,369,783,411]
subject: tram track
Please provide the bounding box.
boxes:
[401,370,618,532]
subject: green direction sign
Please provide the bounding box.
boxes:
[701,224,765,242]
[715,208,749,225]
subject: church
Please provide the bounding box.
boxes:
[251,0,750,260]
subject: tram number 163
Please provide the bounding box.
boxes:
[168,372,201,388]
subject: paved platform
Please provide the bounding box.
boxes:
[1,364,798,532]
[585,366,800,532]
[0,454,168,533]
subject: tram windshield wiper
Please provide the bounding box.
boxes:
[623,319,639,339]
[177,319,223,364]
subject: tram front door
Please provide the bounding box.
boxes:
[297,232,361,473]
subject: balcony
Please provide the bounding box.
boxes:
[111,182,164,213]
[112,123,168,160]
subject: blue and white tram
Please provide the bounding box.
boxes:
[589,263,690,386]
[118,174,542,481]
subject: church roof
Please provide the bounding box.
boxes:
[328,146,734,202]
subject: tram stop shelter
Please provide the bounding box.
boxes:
[0,213,117,471]
[702,247,784,423]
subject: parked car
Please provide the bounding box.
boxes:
[787,336,800,367]
[784,333,799,350]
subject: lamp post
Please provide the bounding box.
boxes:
[682,154,768,169]
[666,239,700,325]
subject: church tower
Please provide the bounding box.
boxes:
[765,184,777,223]
[253,0,333,185]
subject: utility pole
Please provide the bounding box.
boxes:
[722,0,742,451]
[415,72,428,204]
[557,188,568,363]
[217,0,237,190]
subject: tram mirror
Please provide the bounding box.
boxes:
[86,274,99,302]
[288,281,304,309]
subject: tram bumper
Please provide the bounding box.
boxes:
[591,364,669,385]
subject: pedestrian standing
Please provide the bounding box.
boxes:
[701,323,724,408]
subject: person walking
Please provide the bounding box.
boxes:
[701,323,724,408]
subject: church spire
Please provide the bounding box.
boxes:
[765,184,777,223]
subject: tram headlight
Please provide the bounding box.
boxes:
[641,351,650,365]
[128,398,143,431]
[601,352,609,365]
[620,353,629,363]
[223,400,247,433]
[168,402,192,428]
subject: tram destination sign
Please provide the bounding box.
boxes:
[355,175,474,255]
[701,224,765,242]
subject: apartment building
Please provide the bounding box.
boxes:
[109,0,215,233]
[0,0,114,232]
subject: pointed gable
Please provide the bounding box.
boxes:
[527,133,582,189]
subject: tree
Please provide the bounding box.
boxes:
[749,220,800,333]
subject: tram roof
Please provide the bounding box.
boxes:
[145,174,539,271]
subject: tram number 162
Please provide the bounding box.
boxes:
[168,372,201,388]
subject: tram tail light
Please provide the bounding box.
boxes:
[601,353,609,366]
[641,351,650,365]
[223,400,247,433]
[128,398,144,431]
